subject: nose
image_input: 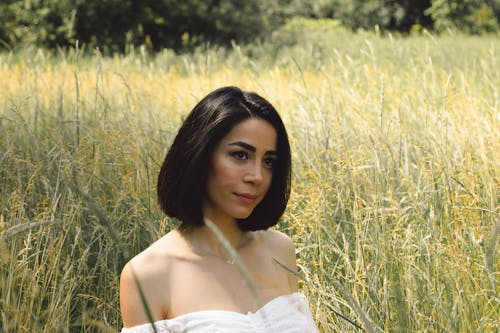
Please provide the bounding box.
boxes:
[243,162,264,185]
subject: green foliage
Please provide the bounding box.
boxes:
[0,0,76,48]
[0,0,284,52]
[274,0,498,34]
[0,0,498,52]
[426,0,499,33]
[294,0,434,32]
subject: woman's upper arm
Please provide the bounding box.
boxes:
[120,262,149,328]
[270,230,299,293]
[120,260,167,328]
[283,235,299,292]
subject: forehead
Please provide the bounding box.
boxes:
[220,118,277,150]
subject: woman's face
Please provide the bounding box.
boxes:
[203,117,277,224]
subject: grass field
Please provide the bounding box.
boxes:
[0,29,499,332]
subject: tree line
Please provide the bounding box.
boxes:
[0,0,498,52]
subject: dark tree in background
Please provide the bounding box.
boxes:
[74,0,135,50]
[73,0,270,51]
[0,0,276,51]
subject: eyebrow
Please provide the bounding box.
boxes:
[228,141,278,156]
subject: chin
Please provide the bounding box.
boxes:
[233,210,253,220]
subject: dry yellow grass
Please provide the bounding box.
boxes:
[0,32,498,332]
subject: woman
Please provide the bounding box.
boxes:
[120,86,317,332]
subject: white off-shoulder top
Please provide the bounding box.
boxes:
[120,292,317,333]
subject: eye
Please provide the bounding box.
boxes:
[230,151,248,160]
[263,157,276,169]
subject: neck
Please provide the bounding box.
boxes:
[180,217,249,258]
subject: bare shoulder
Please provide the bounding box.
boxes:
[259,229,296,254]
[257,229,299,292]
[120,230,181,328]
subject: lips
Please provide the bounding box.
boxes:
[234,193,257,204]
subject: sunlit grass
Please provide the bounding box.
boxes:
[0,31,498,332]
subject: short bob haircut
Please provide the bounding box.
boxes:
[157,86,291,231]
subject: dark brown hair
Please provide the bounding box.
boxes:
[157,86,291,231]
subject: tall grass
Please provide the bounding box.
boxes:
[0,30,498,332]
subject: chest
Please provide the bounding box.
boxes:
[167,250,290,318]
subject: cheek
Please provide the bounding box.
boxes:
[211,159,236,184]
